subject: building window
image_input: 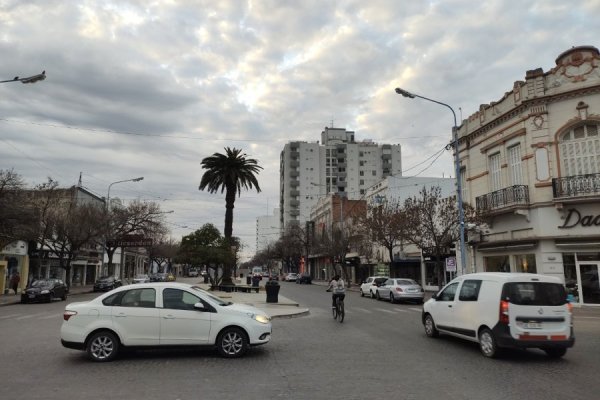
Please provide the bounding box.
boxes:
[372,170,376,176]
[488,152,502,191]
[559,122,600,176]
[359,171,364,176]
[507,144,523,185]
[514,254,536,273]
[484,255,510,272]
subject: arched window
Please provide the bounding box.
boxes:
[559,122,600,176]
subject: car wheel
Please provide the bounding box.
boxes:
[217,327,248,358]
[61,292,67,301]
[370,290,375,299]
[47,293,54,303]
[479,328,501,358]
[543,347,567,358]
[424,314,439,338]
[389,293,395,304]
[86,330,120,362]
[376,291,381,300]
[360,289,364,297]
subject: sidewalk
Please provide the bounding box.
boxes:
[0,283,310,319]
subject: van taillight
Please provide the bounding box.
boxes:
[499,300,509,324]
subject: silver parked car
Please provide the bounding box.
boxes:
[376,278,425,304]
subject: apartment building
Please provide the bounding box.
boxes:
[457,46,600,306]
[256,208,280,253]
[280,127,402,229]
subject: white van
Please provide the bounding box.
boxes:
[422,272,574,358]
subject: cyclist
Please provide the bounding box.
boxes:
[327,275,346,309]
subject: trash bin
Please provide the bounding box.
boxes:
[265,279,280,303]
[203,274,209,283]
[251,275,261,293]
[246,275,252,285]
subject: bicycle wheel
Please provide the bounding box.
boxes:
[338,300,345,323]
[332,300,338,319]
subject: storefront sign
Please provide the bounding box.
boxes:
[559,208,600,229]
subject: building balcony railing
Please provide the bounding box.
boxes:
[552,173,600,200]
[475,185,530,212]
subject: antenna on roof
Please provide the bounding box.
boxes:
[331,117,334,128]
[77,172,82,187]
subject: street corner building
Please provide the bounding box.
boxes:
[456,45,600,306]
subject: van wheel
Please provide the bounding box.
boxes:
[217,327,248,358]
[479,328,500,358]
[87,330,119,362]
[543,347,567,358]
[424,314,439,338]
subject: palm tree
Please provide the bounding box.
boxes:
[199,147,262,285]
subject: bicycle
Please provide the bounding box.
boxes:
[332,294,345,323]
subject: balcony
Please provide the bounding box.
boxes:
[289,170,299,178]
[289,160,300,168]
[290,189,300,196]
[476,185,530,213]
[552,173,600,201]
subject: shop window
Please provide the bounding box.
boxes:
[514,254,536,273]
[484,255,510,272]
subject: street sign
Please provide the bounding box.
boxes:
[107,236,153,248]
[445,257,457,272]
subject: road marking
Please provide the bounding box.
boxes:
[0,314,21,319]
[15,313,47,320]
[40,314,62,320]
[352,307,373,314]
[376,308,396,314]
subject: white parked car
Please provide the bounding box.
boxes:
[376,278,425,303]
[359,276,388,298]
[422,272,574,358]
[285,273,298,282]
[60,282,272,361]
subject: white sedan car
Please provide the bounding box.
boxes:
[60,282,272,361]
[376,278,425,303]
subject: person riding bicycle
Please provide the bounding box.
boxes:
[327,275,346,309]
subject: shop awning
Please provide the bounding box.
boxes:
[477,240,538,252]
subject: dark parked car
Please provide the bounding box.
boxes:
[296,274,312,284]
[21,279,68,303]
[93,276,122,292]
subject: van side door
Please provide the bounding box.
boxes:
[429,282,459,332]
[453,279,483,339]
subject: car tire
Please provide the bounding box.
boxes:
[370,290,375,299]
[360,289,364,297]
[389,293,395,304]
[61,292,67,301]
[424,314,439,338]
[376,291,381,300]
[47,293,54,303]
[543,347,567,358]
[86,330,120,362]
[217,327,248,358]
[479,328,501,358]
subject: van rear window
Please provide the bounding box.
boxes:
[502,282,566,306]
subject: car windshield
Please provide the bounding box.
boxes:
[190,286,231,306]
[97,276,113,282]
[397,279,417,286]
[503,282,567,306]
[374,278,387,284]
[31,280,52,287]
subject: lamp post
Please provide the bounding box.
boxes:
[1,71,46,84]
[106,177,144,211]
[394,88,467,276]
[104,177,144,277]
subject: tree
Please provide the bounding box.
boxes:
[199,147,263,285]
[0,169,38,249]
[359,199,408,270]
[403,186,478,289]
[177,223,232,286]
[149,238,179,273]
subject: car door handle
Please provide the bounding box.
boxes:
[447,305,452,308]
[163,315,175,319]
[114,313,127,317]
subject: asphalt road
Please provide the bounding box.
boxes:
[1,281,599,400]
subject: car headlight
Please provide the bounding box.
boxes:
[248,313,271,324]
[40,290,50,294]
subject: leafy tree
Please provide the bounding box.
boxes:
[177,223,232,286]
[199,147,262,285]
[149,238,179,273]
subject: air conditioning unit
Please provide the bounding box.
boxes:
[467,231,481,244]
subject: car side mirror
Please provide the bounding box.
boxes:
[431,293,438,300]
[194,302,205,311]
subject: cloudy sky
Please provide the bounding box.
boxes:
[1,0,599,260]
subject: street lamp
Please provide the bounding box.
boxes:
[106,177,144,211]
[1,71,46,84]
[394,87,467,275]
